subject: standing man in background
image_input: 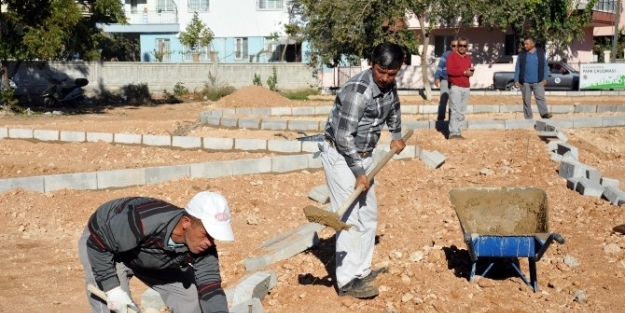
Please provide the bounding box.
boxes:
[446,37,473,140]
[514,37,553,119]
[433,39,458,121]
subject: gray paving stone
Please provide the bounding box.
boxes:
[198,112,209,124]
[557,131,569,142]
[550,105,575,114]
[402,105,418,114]
[8,128,33,139]
[271,155,309,172]
[546,140,563,153]
[235,138,267,151]
[226,271,275,306]
[500,104,522,113]
[546,119,573,130]
[0,176,45,193]
[535,120,556,132]
[572,117,603,128]
[287,120,320,131]
[206,116,221,126]
[419,150,446,169]
[207,110,223,117]
[143,134,171,147]
[566,177,580,190]
[314,106,333,115]
[418,105,438,114]
[220,117,239,128]
[292,106,316,115]
[562,151,577,161]
[235,108,252,116]
[231,158,272,176]
[467,120,505,130]
[306,152,323,169]
[308,185,330,204]
[557,143,579,159]
[114,133,142,145]
[558,157,588,179]
[394,144,417,160]
[0,127,6,138]
[229,298,264,313]
[403,120,430,130]
[221,109,236,116]
[60,130,86,142]
[597,105,618,113]
[601,177,620,189]
[267,140,302,153]
[250,108,272,116]
[600,91,620,96]
[505,119,534,129]
[576,178,605,198]
[145,165,190,184]
[536,131,559,140]
[603,116,625,127]
[86,132,113,143]
[270,107,292,116]
[574,104,596,113]
[472,105,499,113]
[190,160,234,178]
[45,172,97,192]
[97,168,145,189]
[34,129,59,141]
[617,105,625,112]
[172,136,202,149]
[586,167,602,183]
[550,153,563,162]
[203,137,233,150]
[260,120,288,130]
[301,141,322,153]
[239,118,261,129]
[603,186,625,206]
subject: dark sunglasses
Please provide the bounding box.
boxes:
[457,44,468,48]
[451,45,457,47]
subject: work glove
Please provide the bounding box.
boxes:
[105,286,140,313]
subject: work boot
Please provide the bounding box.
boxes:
[338,278,379,299]
[448,134,466,140]
[541,113,553,119]
[360,267,389,284]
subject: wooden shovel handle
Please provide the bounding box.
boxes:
[87,284,139,313]
[335,130,413,218]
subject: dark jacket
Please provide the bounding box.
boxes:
[517,48,546,84]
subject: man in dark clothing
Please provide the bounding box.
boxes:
[514,37,553,119]
[78,191,234,313]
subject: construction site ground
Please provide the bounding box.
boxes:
[1,87,625,313]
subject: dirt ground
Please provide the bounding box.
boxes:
[1,87,625,313]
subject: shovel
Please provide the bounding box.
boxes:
[87,284,140,313]
[303,130,414,231]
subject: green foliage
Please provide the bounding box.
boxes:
[123,83,152,105]
[178,12,214,52]
[280,88,319,100]
[253,73,263,86]
[201,71,235,101]
[98,34,140,61]
[0,87,19,109]
[266,67,278,91]
[594,29,625,62]
[173,82,189,97]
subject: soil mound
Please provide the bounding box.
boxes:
[218,85,293,108]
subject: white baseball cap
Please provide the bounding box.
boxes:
[185,191,234,241]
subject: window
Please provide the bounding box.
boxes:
[235,37,248,60]
[155,39,171,62]
[131,0,138,13]
[157,0,176,12]
[505,34,520,56]
[182,45,212,62]
[433,35,455,57]
[257,0,283,10]
[188,0,209,12]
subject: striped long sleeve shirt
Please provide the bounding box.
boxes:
[86,197,227,313]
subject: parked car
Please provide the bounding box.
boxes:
[492,61,579,91]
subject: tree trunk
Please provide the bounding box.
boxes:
[418,15,432,101]
[280,36,290,62]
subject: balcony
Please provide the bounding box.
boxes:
[98,9,179,34]
[577,0,618,26]
[125,10,178,24]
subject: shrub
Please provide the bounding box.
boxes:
[253,73,262,86]
[266,67,278,91]
[123,83,152,105]
[173,82,189,97]
[281,88,319,101]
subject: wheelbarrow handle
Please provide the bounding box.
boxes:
[552,233,565,245]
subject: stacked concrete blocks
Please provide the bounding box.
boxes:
[308,185,330,204]
[225,271,276,308]
[419,150,446,169]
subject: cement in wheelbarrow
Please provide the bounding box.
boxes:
[449,187,564,292]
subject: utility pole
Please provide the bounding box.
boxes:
[612,0,622,62]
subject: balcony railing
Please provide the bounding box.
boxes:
[577,0,617,12]
[124,10,178,24]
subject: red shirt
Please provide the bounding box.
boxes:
[446,52,472,88]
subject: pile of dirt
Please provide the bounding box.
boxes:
[217,85,293,108]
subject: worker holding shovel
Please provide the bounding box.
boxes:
[320,42,407,299]
[77,191,234,313]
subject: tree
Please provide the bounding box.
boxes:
[178,12,214,61]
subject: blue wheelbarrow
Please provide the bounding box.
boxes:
[449,187,565,292]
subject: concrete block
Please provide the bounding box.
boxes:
[572,117,603,129]
[267,140,302,153]
[500,105,522,113]
[292,106,316,115]
[301,141,322,153]
[603,116,625,127]
[306,152,323,169]
[0,127,6,138]
[562,151,577,161]
[245,222,325,271]
[203,137,233,150]
[557,131,568,142]
[8,128,33,139]
[231,158,272,176]
[465,105,474,114]
[536,131,559,140]
[586,167,602,183]
[190,160,234,178]
[271,155,309,172]
[44,172,97,192]
[617,105,625,112]
[394,144,417,160]
[239,118,261,129]
[574,104,596,113]
[97,168,145,189]
[198,112,209,124]
[403,120,430,130]
[114,133,142,145]
[250,108,272,116]
[418,105,438,114]
[260,120,288,131]
[550,153,563,162]
[557,143,579,159]
[402,105,418,114]
[172,136,202,149]
[270,107,292,116]
[467,120,505,130]
[206,116,221,126]
[235,108,252,116]
[550,105,574,114]
[226,271,275,306]
[140,288,166,312]
[34,129,59,141]
[235,138,267,151]
[566,177,580,190]
[419,150,446,169]
[546,119,573,130]
[228,298,264,313]
[535,120,556,132]
[206,110,223,117]
[472,105,499,113]
[558,157,587,179]
[308,185,330,204]
[601,177,620,189]
[60,130,86,142]
[0,176,45,193]
[86,132,113,143]
[603,186,625,206]
[575,178,605,198]
[288,120,320,131]
[314,106,333,115]
[546,140,563,153]
[145,165,190,184]
[220,117,239,128]
[597,105,618,113]
[504,119,534,129]
[221,109,236,117]
[143,134,171,147]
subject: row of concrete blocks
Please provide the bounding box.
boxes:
[535,121,625,206]
[200,114,625,132]
[139,271,276,313]
[395,89,625,97]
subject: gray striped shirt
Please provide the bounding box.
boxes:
[324,68,402,177]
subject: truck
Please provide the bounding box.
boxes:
[492,61,579,91]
